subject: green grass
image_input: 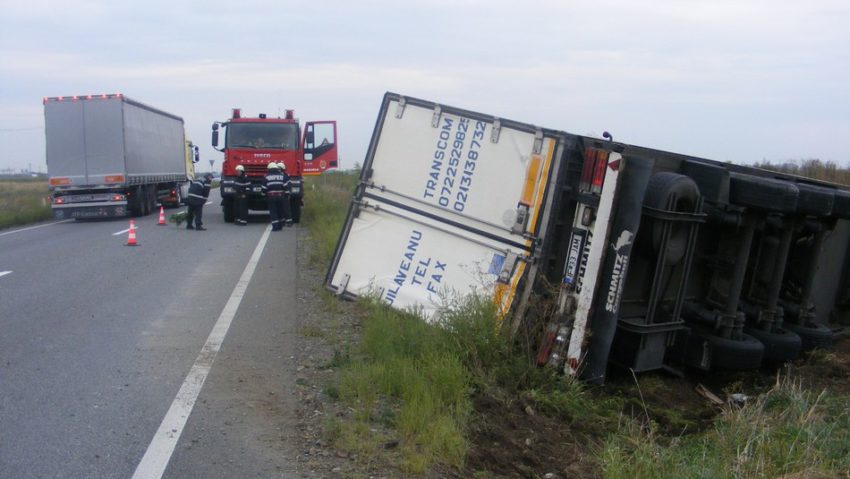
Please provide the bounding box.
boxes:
[302,171,359,263]
[601,376,850,479]
[332,300,472,473]
[0,179,53,230]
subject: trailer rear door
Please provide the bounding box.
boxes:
[326,93,565,321]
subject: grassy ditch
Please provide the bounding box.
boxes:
[301,169,850,478]
[601,375,850,479]
[0,179,52,230]
[302,171,359,263]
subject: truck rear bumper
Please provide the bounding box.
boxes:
[53,202,128,219]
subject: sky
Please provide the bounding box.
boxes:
[1,0,848,174]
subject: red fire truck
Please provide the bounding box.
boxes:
[212,108,338,222]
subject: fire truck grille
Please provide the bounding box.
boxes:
[245,164,269,176]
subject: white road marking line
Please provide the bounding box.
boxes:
[0,219,73,237]
[131,224,273,479]
[0,271,12,278]
[112,227,137,236]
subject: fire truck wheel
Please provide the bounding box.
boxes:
[290,197,302,223]
[795,183,834,217]
[729,173,798,213]
[643,172,699,266]
[784,321,833,351]
[222,197,235,223]
[743,326,802,362]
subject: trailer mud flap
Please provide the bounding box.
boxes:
[577,156,653,383]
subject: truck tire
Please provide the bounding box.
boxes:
[643,172,700,265]
[784,321,833,351]
[222,197,235,223]
[832,189,850,219]
[290,196,302,223]
[143,186,154,216]
[743,326,802,362]
[729,173,798,213]
[687,331,764,370]
[795,183,834,217]
[131,186,145,217]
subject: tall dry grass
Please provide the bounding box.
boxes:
[0,179,53,230]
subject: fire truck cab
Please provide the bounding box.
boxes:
[213,108,338,223]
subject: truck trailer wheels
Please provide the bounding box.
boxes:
[729,173,799,213]
[643,172,700,265]
[743,326,802,363]
[784,321,833,351]
[686,330,765,371]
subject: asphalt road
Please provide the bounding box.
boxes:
[0,192,304,478]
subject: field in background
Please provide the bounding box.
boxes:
[0,179,52,230]
[756,158,850,186]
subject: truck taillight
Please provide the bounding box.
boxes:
[579,148,610,195]
[111,194,125,202]
[53,197,65,204]
[579,151,595,193]
[579,148,608,194]
[591,150,609,194]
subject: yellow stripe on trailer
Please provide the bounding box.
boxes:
[526,139,556,237]
[494,138,557,324]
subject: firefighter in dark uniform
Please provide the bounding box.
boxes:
[262,163,292,231]
[186,172,213,230]
[233,164,250,225]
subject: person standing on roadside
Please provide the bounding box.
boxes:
[186,172,213,230]
[262,163,292,231]
[233,164,250,225]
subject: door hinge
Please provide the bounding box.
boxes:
[395,97,407,119]
[491,118,501,143]
[497,252,519,284]
[431,105,442,128]
[533,129,544,155]
[512,204,530,234]
[336,273,351,295]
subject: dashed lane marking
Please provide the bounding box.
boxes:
[112,227,138,236]
[0,219,73,237]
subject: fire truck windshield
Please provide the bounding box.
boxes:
[226,123,299,150]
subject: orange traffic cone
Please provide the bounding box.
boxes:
[157,206,166,225]
[126,220,138,246]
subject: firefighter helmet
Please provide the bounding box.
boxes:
[277,162,286,171]
[267,162,278,170]
[235,165,245,172]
